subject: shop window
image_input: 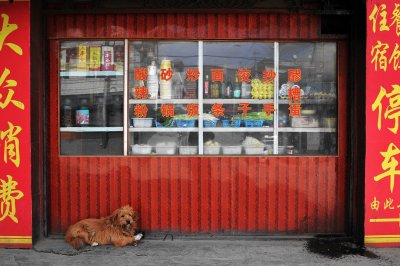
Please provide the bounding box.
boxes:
[59,40,337,156]
[59,40,124,155]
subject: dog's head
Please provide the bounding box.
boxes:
[111,205,137,230]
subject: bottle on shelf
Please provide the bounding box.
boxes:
[224,80,233,98]
[211,81,221,99]
[147,60,158,99]
[204,74,210,98]
[61,98,73,127]
[241,80,251,99]
[233,77,241,99]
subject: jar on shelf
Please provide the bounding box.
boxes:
[147,60,158,99]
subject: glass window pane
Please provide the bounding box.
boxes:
[203,42,275,155]
[278,42,337,155]
[128,41,199,155]
[59,40,124,155]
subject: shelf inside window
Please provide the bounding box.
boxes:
[278,127,336,133]
[129,99,199,104]
[128,127,198,132]
[60,127,123,132]
[60,71,124,77]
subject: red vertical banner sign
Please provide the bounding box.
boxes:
[0,1,32,247]
[366,0,400,246]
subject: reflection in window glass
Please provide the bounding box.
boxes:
[59,40,124,155]
[278,43,337,155]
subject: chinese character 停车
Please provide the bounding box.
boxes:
[237,68,251,83]
[0,174,24,223]
[0,121,21,168]
[211,103,225,117]
[133,104,148,118]
[186,68,200,82]
[0,68,24,110]
[372,84,400,134]
[0,14,23,55]
[374,142,400,193]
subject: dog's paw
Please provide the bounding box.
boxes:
[134,233,143,241]
[91,242,99,247]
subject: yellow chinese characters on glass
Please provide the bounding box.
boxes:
[0,68,24,110]
[0,175,24,223]
[372,84,400,134]
[0,13,22,56]
[374,143,400,193]
[0,122,21,168]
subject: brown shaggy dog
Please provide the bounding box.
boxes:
[65,205,139,249]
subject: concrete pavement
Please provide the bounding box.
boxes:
[0,237,399,266]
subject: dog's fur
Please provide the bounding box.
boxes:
[65,205,138,249]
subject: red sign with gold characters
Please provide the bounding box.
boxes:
[366,0,400,247]
[0,1,31,248]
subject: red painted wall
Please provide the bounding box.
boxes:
[47,13,348,235]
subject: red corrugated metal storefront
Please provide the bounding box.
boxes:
[47,13,349,235]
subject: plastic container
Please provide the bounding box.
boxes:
[244,146,264,155]
[221,119,241,127]
[179,146,198,155]
[203,120,218,128]
[204,145,220,155]
[222,146,242,155]
[132,118,153,128]
[155,120,175,128]
[155,142,176,155]
[175,119,196,127]
[131,144,152,155]
[244,119,264,127]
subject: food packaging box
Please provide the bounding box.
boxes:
[89,46,101,71]
[114,45,124,72]
[101,46,115,71]
[77,45,88,71]
[66,47,78,71]
[60,48,67,71]
[76,109,89,125]
[291,116,319,128]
